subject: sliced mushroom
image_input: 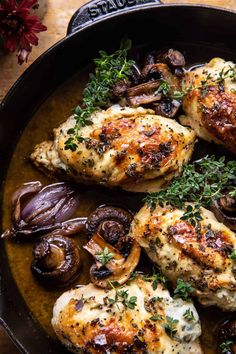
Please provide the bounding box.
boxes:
[112,79,130,98]
[86,206,133,246]
[84,206,140,288]
[126,80,162,106]
[218,319,236,354]
[211,195,236,231]
[31,234,81,287]
[84,233,140,288]
[153,98,181,118]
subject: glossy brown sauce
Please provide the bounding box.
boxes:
[1,66,228,353]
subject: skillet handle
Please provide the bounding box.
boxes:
[67,0,162,34]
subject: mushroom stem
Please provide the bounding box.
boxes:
[84,233,124,269]
[211,197,236,231]
[84,233,141,288]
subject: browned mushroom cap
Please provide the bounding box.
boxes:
[84,206,140,288]
[142,63,169,81]
[153,98,181,118]
[86,206,133,251]
[31,234,81,287]
[218,319,236,354]
[158,49,186,69]
[211,195,236,231]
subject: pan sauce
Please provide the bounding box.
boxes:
[2,65,231,354]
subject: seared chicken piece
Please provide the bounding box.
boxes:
[130,204,236,311]
[180,58,236,154]
[31,105,196,192]
[52,278,202,353]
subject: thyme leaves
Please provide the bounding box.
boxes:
[65,38,135,151]
[144,156,236,226]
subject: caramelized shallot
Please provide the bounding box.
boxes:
[1,181,84,240]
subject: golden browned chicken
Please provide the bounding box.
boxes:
[52,277,202,354]
[130,204,236,311]
[31,105,196,192]
[180,58,236,154]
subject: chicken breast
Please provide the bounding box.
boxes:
[52,278,202,353]
[31,105,196,192]
[180,58,236,154]
[130,204,236,311]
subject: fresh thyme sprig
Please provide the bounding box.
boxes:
[96,247,114,266]
[144,155,236,226]
[163,316,179,338]
[172,66,236,101]
[230,249,236,262]
[143,267,168,290]
[65,38,135,151]
[173,279,193,301]
[108,282,137,310]
[219,340,234,353]
[183,308,195,321]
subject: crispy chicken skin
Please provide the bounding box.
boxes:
[31,105,196,192]
[130,204,236,311]
[52,278,202,354]
[181,58,236,154]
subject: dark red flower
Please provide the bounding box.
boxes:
[0,0,47,64]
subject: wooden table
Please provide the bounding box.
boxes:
[0,0,235,352]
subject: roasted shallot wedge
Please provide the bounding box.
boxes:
[1,181,86,240]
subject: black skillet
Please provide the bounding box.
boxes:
[0,0,236,352]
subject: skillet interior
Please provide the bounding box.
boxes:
[0,4,236,354]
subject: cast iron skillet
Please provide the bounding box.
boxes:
[0,0,236,352]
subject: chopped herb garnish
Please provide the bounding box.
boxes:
[144,156,236,225]
[183,308,195,321]
[96,247,114,266]
[163,316,179,338]
[65,38,135,151]
[156,81,171,95]
[180,204,203,227]
[173,279,193,301]
[144,268,168,290]
[150,314,163,321]
[230,249,236,262]
[171,66,235,101]
[144,192,159,211]
[108,282,137,309]
[219,340,233,353]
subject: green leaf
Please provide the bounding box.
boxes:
[120,36,132,51]
[173,279,193,301]
[219,340,233,353]
[150,314,163,321]
[183,308,195,321]
[65,38,134,151]
[230,249,236,262]
[95,247,114,266]
[143,156,236,226]
[163,316,179,338]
